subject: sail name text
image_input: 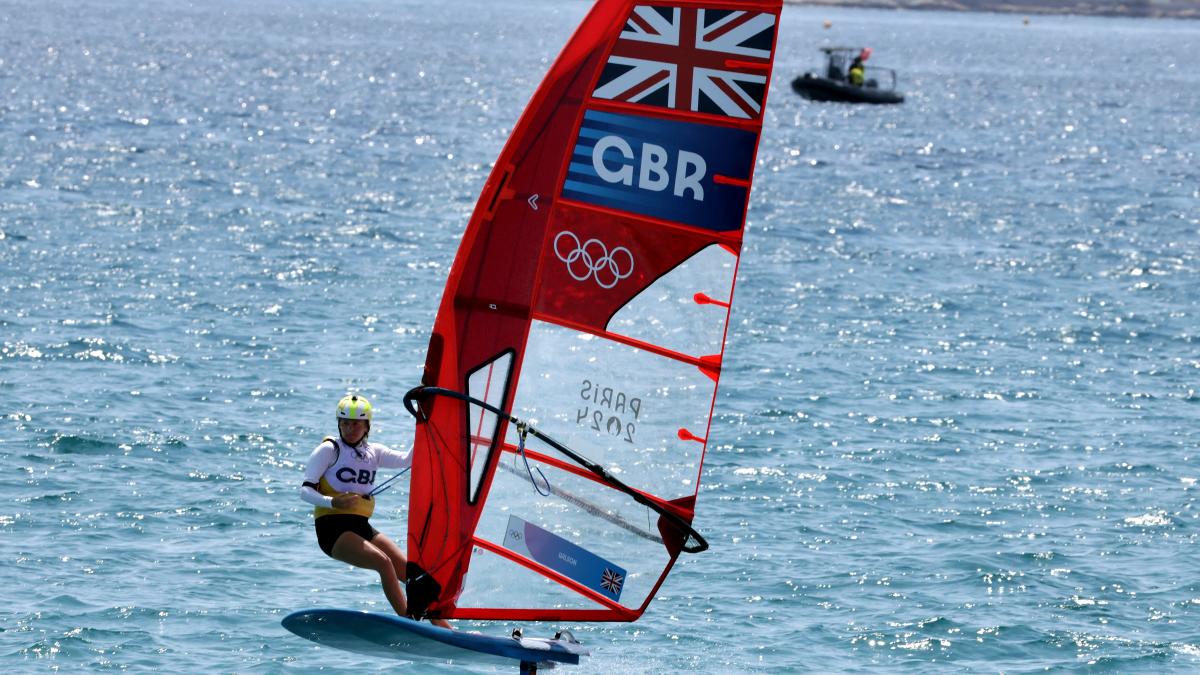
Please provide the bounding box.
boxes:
[577,379,640,444]
[592,135,706,200]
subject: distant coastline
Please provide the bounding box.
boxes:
[785,0,1200,19]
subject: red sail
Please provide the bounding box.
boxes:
[406,0,781,622]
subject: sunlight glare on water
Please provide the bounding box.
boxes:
[1,0,1198,671]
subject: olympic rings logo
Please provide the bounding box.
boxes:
[553,231,634,290]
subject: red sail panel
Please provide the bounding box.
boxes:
[407,0,781,622]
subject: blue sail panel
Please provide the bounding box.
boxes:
[562,109,756,232]
[503,515,627,602]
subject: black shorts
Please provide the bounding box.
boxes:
[315,514,379,557]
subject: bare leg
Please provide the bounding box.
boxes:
[330,532,407,616]
[367,532,408,582]
[370,533,453,629]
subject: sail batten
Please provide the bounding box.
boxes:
[406,0,780,622]
[528,311,723,370]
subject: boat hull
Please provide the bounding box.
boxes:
[791,74,904,105]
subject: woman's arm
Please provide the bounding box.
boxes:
[299,441,337,508]
[376,444,413,471]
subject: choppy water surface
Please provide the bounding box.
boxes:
[2,0,1198,671]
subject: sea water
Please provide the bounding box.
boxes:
[2,0,1198,671]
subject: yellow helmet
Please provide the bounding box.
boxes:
[336,394,373,421]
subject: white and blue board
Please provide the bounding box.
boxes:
[282,608,589,668]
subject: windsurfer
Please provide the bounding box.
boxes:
[299,394,450,628]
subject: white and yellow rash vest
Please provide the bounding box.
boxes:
[299,437,412,518]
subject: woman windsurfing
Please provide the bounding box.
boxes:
[298,394,449,627]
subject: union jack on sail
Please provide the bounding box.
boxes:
[592,5,776,119]
[600,568,625,595]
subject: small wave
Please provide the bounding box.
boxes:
[0,338,178,365]
[1063,595,1109,610]
[0,341,45,360]
[1123,511,1172,527]
[896,636,952,651]
[17,621,158,662]
[41,594,99,610]
[1175,643,1200,657]
[50,435,121,456]
[28,490,82,505]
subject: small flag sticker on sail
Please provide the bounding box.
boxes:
[600,568,624,595]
